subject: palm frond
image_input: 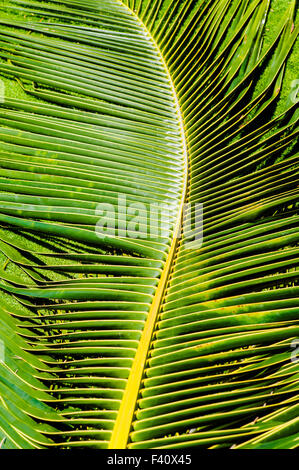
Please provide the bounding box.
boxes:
[0,0,298,449]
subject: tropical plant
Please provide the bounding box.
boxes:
[0,0,298,450]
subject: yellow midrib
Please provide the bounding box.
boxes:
[108,2,188,450]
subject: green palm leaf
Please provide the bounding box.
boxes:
[0,0,298,449]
